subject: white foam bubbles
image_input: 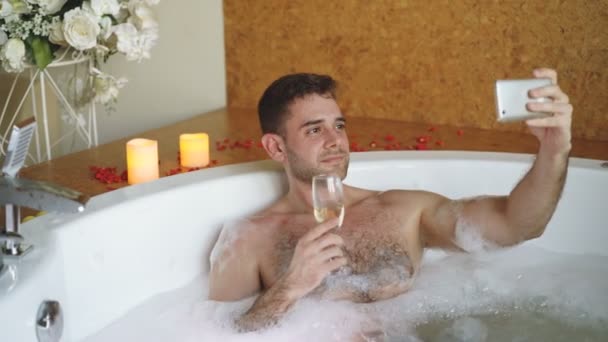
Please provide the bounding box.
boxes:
[84,245,608,341]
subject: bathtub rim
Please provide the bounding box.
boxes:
[22,150,608,230]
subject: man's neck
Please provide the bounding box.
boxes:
[283,177,360,215]
[284,177,315,214]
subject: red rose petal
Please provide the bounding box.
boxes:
[416,136,427,144]
[457,129,464,136]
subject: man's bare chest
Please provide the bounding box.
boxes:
[260,203,418,302]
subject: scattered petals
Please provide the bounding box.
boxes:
[89,166,126,184]
[415,143,428,150]
[416,136,427,144]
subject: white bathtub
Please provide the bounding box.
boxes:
[1,151,607,341]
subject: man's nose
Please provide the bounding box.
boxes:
[323,128,342,148]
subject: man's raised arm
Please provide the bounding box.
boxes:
[420,68,573,248]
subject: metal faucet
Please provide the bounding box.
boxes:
[0,117,89,277]
[0,176,90,257]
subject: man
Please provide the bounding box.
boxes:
[208,69,572,332]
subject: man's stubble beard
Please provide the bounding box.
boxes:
[285,145,349,183]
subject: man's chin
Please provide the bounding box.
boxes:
[321,163,348,179]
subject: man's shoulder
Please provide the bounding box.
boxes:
[377,188,438,201]
[375,188,446,211]
[210,215,278,263]
[221,207,287,241]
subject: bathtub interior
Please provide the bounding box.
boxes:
[3,151,608,341]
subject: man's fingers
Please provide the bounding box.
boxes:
[321,256,348,274]
[526,114,569,127]
[315,246,344,263]
[302,218,339,242]
[526,102,573,115]
[316,233,344,250]
[533,68,557,84]
[529,85,569,103]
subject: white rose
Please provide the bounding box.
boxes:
[112,22,157,62]
[0,1,13,17]
[0,30,7,45]
[63,8,100,51]
[80,0,96,16]
[99,16,112,40]
[48,19,67,46]
[0,38,26,72]
[127,2,158,31]
[6,0,29,15]
[90,0,119,16]
[93,71,127,104]
[28,0,67,14]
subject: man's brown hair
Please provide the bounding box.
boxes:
[258,73,337,136]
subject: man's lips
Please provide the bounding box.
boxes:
[321,155,346,163]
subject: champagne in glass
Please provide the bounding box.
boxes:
[312,174,345,228]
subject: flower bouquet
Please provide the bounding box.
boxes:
[0,0,159,105]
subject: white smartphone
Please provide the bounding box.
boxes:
[495,78,552,122]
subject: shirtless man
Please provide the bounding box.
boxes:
[208,68,573,332]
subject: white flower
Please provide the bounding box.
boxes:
[90,0,119,16]
[26,0,67,15]
[0,1,13,17]
[80,0,96,16]
[48,19,67,46]
[112,22,157,62]
[92,70,127,104]
[99,16,112,40]
[62,8,100,51]
[4,0,29,15]
[0,30,7,45]
[127,2,158,31]
[0,38,26,72]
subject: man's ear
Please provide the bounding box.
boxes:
[261,133,286,162]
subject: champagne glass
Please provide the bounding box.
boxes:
[312,174,345,228]
[312,174,351,276]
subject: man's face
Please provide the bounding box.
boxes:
[281,93,350,182]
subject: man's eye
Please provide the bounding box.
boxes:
[307,127,321,135]
[336,123,346,130]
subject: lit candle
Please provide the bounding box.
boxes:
[126,138,159,185]
[179,133,209,167]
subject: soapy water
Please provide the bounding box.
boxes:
[84,245,608,342]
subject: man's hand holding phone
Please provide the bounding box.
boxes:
[496,68,573,156]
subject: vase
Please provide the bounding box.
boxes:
[0,48,99,165]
